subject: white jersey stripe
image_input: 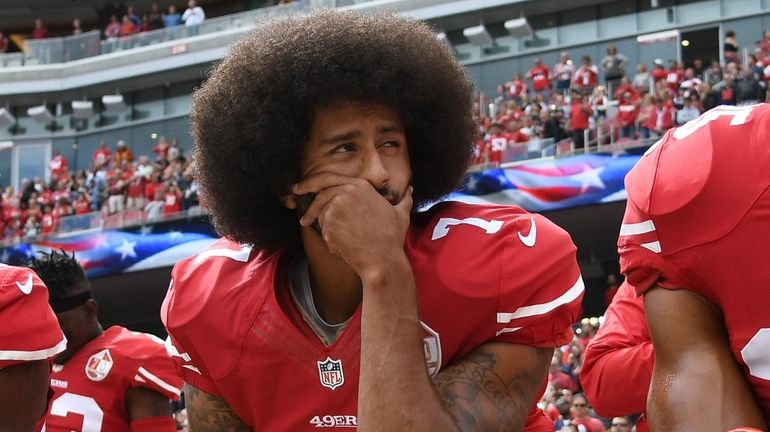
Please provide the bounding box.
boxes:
[497,276,585,324]
[0,337,67,362]
[619,220,656,236]
[193,245,252,264]
[164,336,192,362]
[138,366,182,396]
[641,241,662,253]
[495,327,522,337]
[182,364,202,375]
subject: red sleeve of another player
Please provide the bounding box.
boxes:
[0,267,66,369]
[581,282,653,417]
[495,214,583,348]
[161,279,223,397]
[128,336,184,401]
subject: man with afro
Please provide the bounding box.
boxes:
[162,10,583,432]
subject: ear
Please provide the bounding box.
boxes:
[83,298,99,321]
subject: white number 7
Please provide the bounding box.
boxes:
[431,217,504,240]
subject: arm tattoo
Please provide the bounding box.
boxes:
[433,348,552,432]
[185,385,251,432]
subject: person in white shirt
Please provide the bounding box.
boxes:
[182,0,205,27]
[675,96,700,125]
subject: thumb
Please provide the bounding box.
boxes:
[394,186,414,218]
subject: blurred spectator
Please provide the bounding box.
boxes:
[692,58,705,77]
[603,274,621,308]
[616,92,638,139]
[114,140,134,164]
[549,359,578,392]
[182,0,206,27]
[93,139,112,166]
[175,408,189,432]
[543,104,568,142]
[140,15,152,33]
[679,68,703,97]
[650,59,667,83]
[148,3,164,31]
[526,57,551,96]
[714,74,737,105]
[153,135,170,160]
[758,29,770,62]
[163,181,183,215]
[724,30,740,64]
[126,175,146,211]
[105,15,121,40]
[0,31,8,53]
[568,93,592,149]
[590,86,608,123]
[632,63,649,93]
[704,60,723,86]
[72,18,83,36]
[736,68,764,105]
[612,77,638,102]
[651,97,675,136]
[31,18,48,39]
[126,5,142,28]
[553,52,575,95]
[609,417,632,432]
[570,394,606,432]
[665,60,684,96]
[120,15,138,37]
[676,96,700,125]
[700,83,721,112]
[599,44,627,90]
[637,95,655,139]
[163,5,183,27]
[573,56,598,95]
[49,149,69,180]
[505,73,527,104]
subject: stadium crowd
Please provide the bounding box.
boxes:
[473,32,770,167]
[0,136,199,242]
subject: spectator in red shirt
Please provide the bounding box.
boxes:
[31,18,48,39]
[570,394,606,432]
[616,92,639,139]
[665,60,684,95]
[0,31,8,53]
[162,181,182,215]
[120,15,138,37]
[549,358,578,393]
[582,282,651,432]
[573,55,598,95]
[650,59,667,82]
[480,122,509,165]
[52,196,73,219]
[126,175,146,211]
[153,136,170,161]
[73,193,91,215]
[569,93,592,149]
[612,77,639,102]
[49,149,69,180]
[72,18,83,36]
[526,57,551,96]
[39,205,57,235]
[93,139,112,166]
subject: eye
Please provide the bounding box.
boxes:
[330,143,355,154]
[379,140,400,149]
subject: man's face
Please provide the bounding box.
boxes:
[572,397,589,418]
[53,300,93,364]
[291,101,412,215]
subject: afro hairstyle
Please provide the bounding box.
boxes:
[28,249,90,299]
[191,10,477,252]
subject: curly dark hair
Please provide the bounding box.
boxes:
[191,10,477,252]
[28,249,89,299]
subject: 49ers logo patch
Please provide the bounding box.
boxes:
[317,357,344,390]
[85,348,113,381]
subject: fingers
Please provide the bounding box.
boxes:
[394,186,414,219]
[294,172,363,196]
[298,185,347,228]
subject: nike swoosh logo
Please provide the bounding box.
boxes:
[517,217,537,248]
[16,273,33,295]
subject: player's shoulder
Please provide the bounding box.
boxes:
[625,104,770,249]
[411,201,574,254]
[101,326,167,360]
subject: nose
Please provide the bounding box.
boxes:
[359,148,390,190]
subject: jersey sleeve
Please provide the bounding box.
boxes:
[161,240,264,398]
[0,266,66,369]
[495,213,583,348]
[120,332,184,401]
[581,282,653,417]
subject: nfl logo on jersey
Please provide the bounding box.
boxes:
[317,357,344,390]
[85,348,113,381]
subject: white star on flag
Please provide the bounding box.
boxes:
[116,239,138,260]
[167,230,182,240]
[572,163,606,193]
[139,225,153,235]
[466,176,479,192]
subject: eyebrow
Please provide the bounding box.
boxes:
[319,123,405,146]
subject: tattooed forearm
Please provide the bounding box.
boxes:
[433,346,552,432]
[184,384,251,432]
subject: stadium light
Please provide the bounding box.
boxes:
[463,24,494,46]
[27,105,54,124]
[504,18,533,38]
[0,108,16,127]
[102,94,127,114]
[72,100,94,119]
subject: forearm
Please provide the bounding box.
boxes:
[358,255,459,432]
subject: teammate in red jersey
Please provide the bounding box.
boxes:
[161,10,584,432]
[29,250,183,432]
[0,264,66,431]
[618,103,770,431]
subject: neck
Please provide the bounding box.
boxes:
[55,323,104,365]
[300,227,362,324]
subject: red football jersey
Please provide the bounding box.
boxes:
[163,201,584,431]
[0,265,66,369]
[42,326,182,432]
[618,104,770,422]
